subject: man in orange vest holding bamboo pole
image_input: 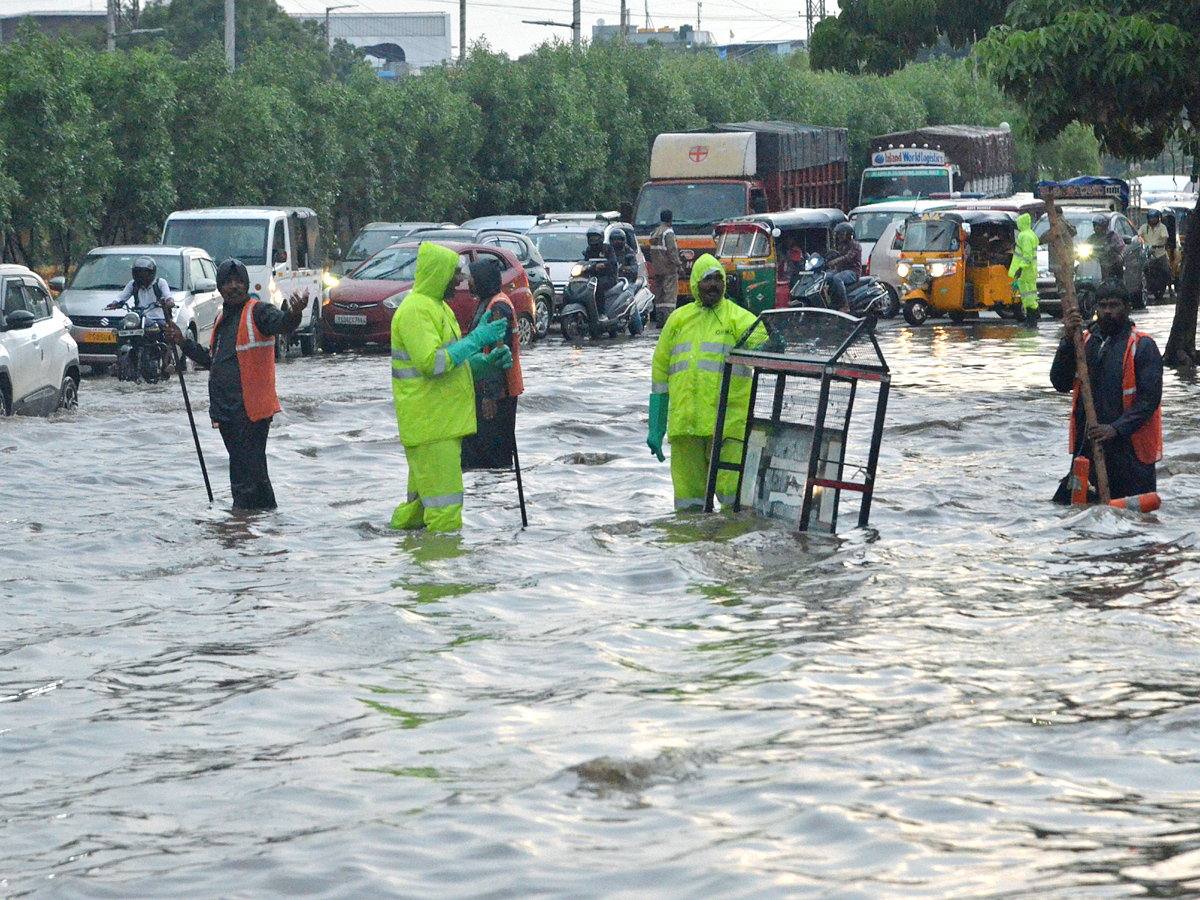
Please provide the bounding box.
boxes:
[166,258,307,511]
[1050,284,1163,502]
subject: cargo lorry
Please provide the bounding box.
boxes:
[859,125,1018,207]
[633,121,850,299]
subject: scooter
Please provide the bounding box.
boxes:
[110,298,174,383]
[788,254,896,318]
[560,259,654,340]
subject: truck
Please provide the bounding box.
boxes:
[859,125,1018,207]
[633,121,850,298]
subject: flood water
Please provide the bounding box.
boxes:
[4,306,1200,899]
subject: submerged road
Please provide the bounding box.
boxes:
[3,307,1200,898]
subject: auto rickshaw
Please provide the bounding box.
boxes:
[897,209,1023,325]
[713,209,847,314]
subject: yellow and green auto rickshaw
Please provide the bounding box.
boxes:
[897,209,1024,325]
[713,209,847,314]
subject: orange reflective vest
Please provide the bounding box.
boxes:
[210,299,280,422]
[1071,329,1162,465]
[482,292,524,397]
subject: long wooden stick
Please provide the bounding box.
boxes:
[1044,201,1110,503]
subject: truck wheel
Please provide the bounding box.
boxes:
[903,299,931,326]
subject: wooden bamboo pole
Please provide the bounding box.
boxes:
[1044,199,1110,503]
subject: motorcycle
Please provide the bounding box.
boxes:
[788,254,895,318]
[1144,251,1171,303]
[109,298,175,384]
[559,259,655,341]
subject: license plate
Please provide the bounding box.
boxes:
[334,314,367,326]
[84,330,116,343]
[117,329,143,337]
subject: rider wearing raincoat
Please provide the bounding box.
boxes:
[391,242,510,531]
[647,253,763,511]
[1008,212,1040,326]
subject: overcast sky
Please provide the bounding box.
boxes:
[9,0,822,57]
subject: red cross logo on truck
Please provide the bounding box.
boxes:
[688,145,709,163]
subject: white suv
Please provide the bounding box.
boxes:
[0,265,80,415]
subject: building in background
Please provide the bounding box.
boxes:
[294,12,451,75]
[716,40,807,60]
[591,23,714,49]
[0,10,104,43]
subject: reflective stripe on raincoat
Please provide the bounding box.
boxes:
[391,242,476,447]
[1008,212,1040,308]
[651,254,763,440]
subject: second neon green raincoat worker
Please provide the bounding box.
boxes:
[391,242,510,531]
[1008,212,1040,323]
[647,254,762,511]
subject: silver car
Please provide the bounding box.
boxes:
[52,246,221,373]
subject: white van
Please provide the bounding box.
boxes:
[162,207,324,355]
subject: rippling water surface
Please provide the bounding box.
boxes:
[4,307,1200,899]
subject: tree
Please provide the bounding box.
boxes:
[976,0,1200,366]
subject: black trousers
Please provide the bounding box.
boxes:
[217,416,277,510]
[462,396,517,471]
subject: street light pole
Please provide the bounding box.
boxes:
[106,0,117,51]
[325,4,354,50]
[572,0,580,47]
[459,0,466,60]
[224,0,235,69]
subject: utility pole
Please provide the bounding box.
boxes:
[697,1,700,30]
[325,4,354,50]
[572,0,580,48]
[106,0,116,51]
[619,0,626,34]
[460,0,466,60]
[644,0,650,30]
[805,0,826,42]
[224,0,235,69]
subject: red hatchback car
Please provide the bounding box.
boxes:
[322,241,537,351]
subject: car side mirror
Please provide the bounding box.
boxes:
[195,277,217,292]
[48,276,66,292]
[3,309,35,331]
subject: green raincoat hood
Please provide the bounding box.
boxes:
[689,253,726,300]
[411,242,461,302]
[1016,213,1033,233]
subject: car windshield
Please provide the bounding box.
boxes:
[347,229,415,262]
[350,246,420,281]
[852,211,903,243]
[69,253,185,291]
[716,229,769,258]
[901,219,959,252]
[634,183,747,228]
[1033,213,1097,239]
[162,218,269,267]
[530,232,589,262]
[860,170,950,203]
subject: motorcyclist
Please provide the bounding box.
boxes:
[608,229,639,281]
[1087,214,1126,286]
[825,222,860,312]
[580,224,618,336]
[1138,209,1171,302]
[107,256,173,323]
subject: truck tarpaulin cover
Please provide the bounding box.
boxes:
[699,121,849,173]
[869,126,1017,179]
[1035,176,1131,211]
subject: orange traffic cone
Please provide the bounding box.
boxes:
[1108,492,1161,513]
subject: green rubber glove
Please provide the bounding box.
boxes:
[446,310,508,368]
[484,344,512,370]
[467,345,514,380]
[1011,279,1021,292]
[647,392,668,462]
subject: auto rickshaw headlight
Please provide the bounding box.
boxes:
[896,262,911,278]
[928,261,958,278]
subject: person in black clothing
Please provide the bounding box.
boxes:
[164,258,307,511]
[1050,285,1163,500]
[581,225,618,336]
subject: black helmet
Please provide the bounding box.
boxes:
[609,229,626,246]
[1092,214,1109,229]
[586,225,604,245]
[1147,209,1162,221]
[132,256,157,287]
[216,257,250,289]
[835,222,854,240]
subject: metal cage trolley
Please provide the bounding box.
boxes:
[704,308,891,532]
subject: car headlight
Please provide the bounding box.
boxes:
[570,263,584,277]
[896,262,910,278]
[1077,244,1093,259]
[323,271,339,288]
[382,292,408,310]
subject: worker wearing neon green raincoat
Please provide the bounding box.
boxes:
[1009,212,1040,325]
[647,253,763,510]
[391,242,510,531]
